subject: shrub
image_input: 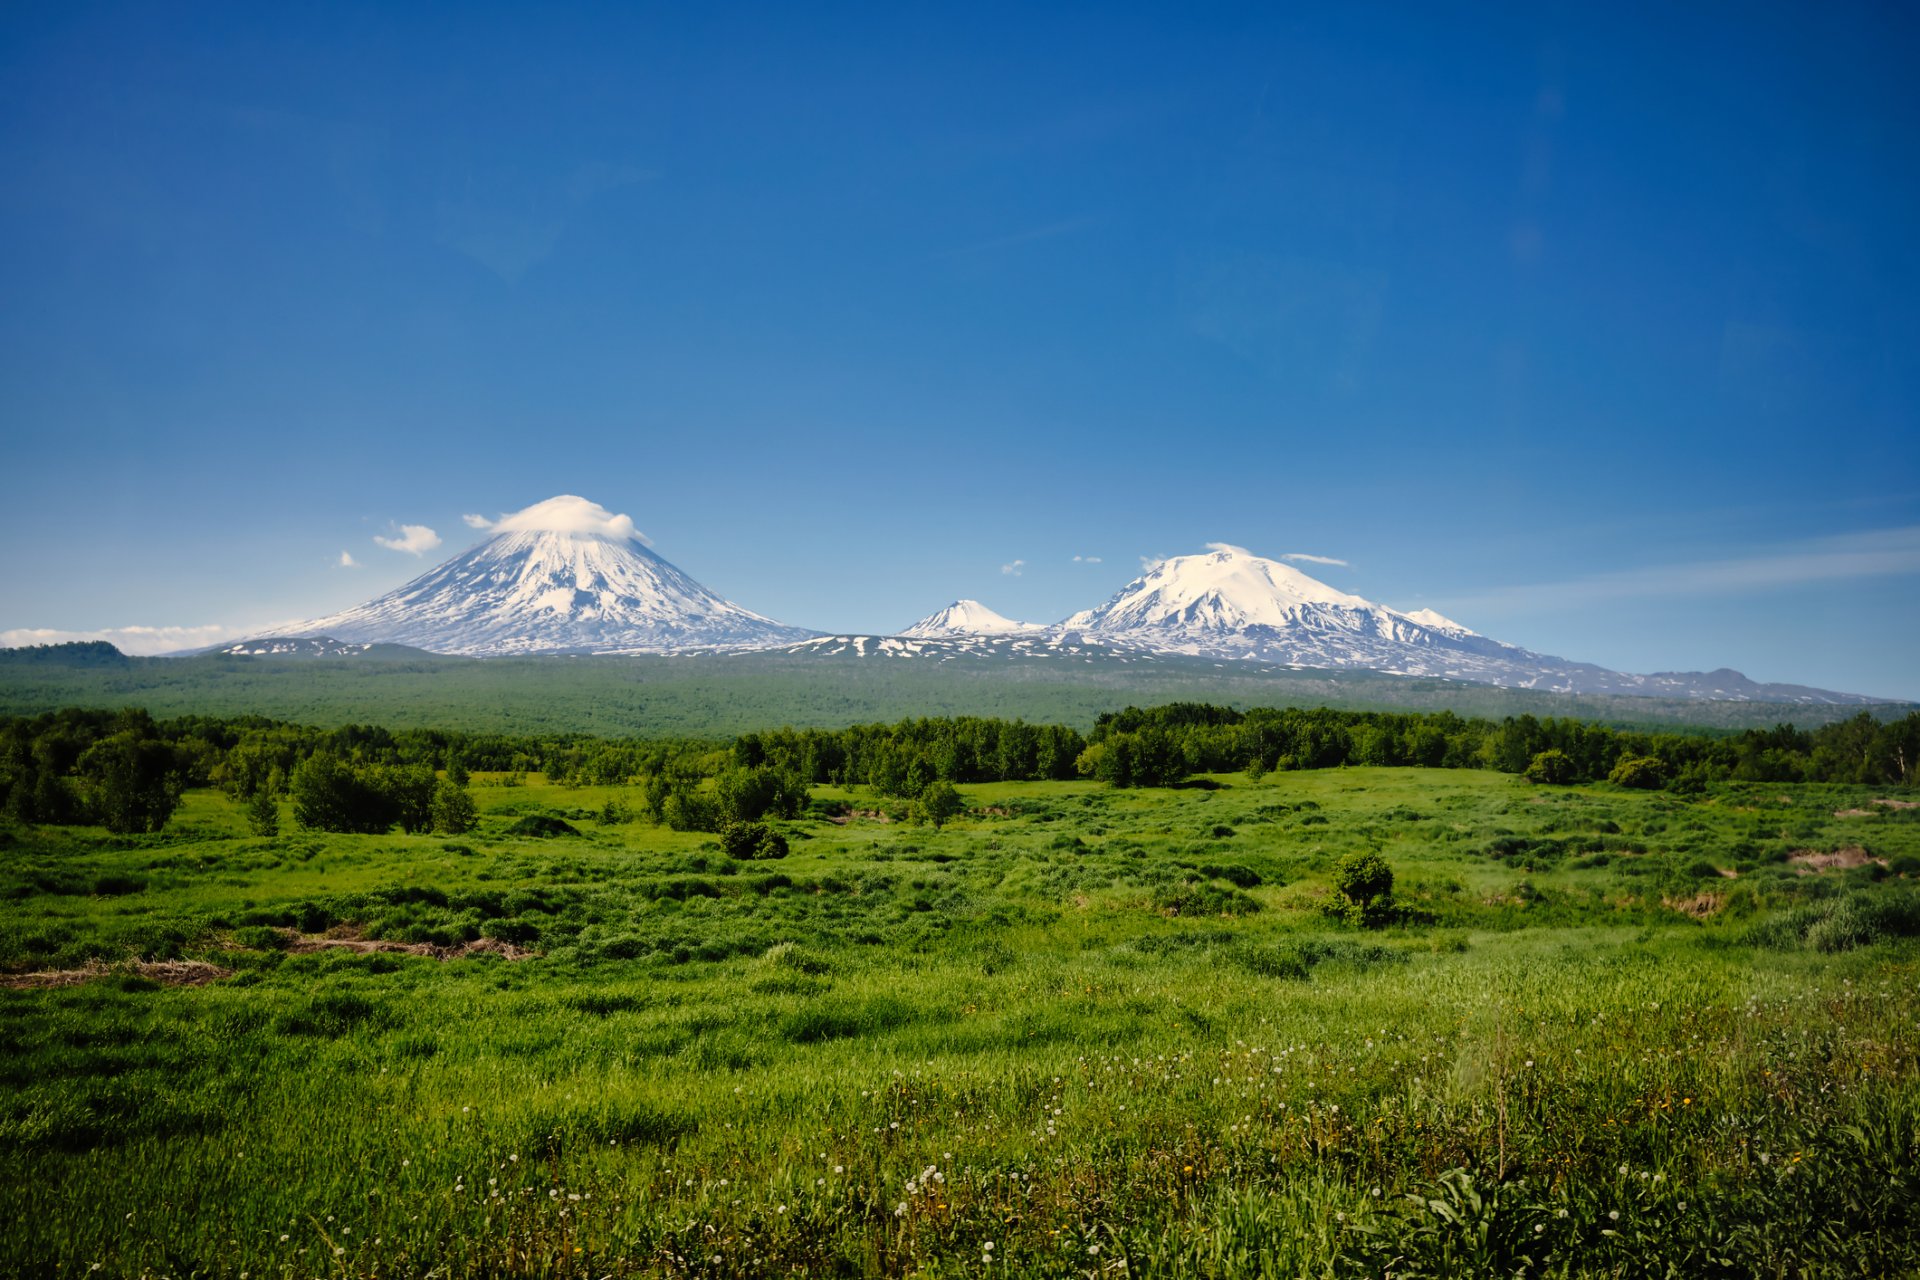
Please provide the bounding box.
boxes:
[1524,749,1579,785]
[720,820,789,861]
[1609,755,1669,789]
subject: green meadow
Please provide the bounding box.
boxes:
[4,766,1918,1277]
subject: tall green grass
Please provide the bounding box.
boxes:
[2,768,1917,1276]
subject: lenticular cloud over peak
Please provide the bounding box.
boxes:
[485,495,649,544]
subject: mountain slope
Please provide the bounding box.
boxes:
[283,496,817,656]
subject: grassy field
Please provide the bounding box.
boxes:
[3,645,1909,735]
[3,768,1918,1277]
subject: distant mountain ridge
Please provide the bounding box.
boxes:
[175,495,1889,705]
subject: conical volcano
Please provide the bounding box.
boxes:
[285,496,817,655]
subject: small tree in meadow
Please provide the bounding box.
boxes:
[1330,850,1396,927]
[430,780,477,834]
[245,786,280,837]
[916,780,962,828]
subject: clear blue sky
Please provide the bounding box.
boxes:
[2,2,1915,698]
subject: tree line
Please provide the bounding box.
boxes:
[1,702,1913,836]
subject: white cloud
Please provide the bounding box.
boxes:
[1139,554,1167,573]
[338,551,359,568]
[1000,559,1026,576]
[1203,541,1253,556]
[1,623,245,656]
[1072,555,1103,564]
[1283,551,1350,567]
[373,523,443,556]
[1445,525,1920,612]
[488,495,651,544]
[462,513,494,530]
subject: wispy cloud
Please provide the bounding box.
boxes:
[338,551,359,568]
[1,623,246,656]
[1000,559,1026,576]
[1283,551,1349,567]
[1139,554,1167,573]
[373,523,442,556]
[1444,526,1920,612]
[462,513,494,530]
[1072,554,1103,564]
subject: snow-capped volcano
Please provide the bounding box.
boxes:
[900,599,1046,638]
[1058,544,1658,691]
[281,496,816,656]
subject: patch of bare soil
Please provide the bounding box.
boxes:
[283,928,535,961]
[1,959,232,990]
[1875,797,1919,811]
[1663,892,1724,918]
[1834,809,1875,818]
[1789,846,1888,873]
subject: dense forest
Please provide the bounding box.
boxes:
[1,703,1914,837]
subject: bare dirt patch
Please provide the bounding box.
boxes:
[1,959,231,990]
[1834,808,1876,818]
[1875,797,1919,811]
[1789,846,1887,874]
[283,928,536,961]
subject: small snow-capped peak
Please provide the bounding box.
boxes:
[900,599,1044,637]
[1397,607,1479,638]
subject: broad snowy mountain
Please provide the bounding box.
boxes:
[900,599,1047,638]
[281,496,817,656]
[1054,545,1872,702]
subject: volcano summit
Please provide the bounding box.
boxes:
[283,496,817,656]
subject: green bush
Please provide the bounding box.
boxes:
[1524,749,1579,785]
[1609,755,1669,789]
[720,820,789,861]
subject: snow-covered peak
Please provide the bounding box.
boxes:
[485,495,647,542]
[900,599,1045,637]
[1064,545,1374,632]
[274,501,815,655]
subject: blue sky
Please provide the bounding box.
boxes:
[2,2,1915,698]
